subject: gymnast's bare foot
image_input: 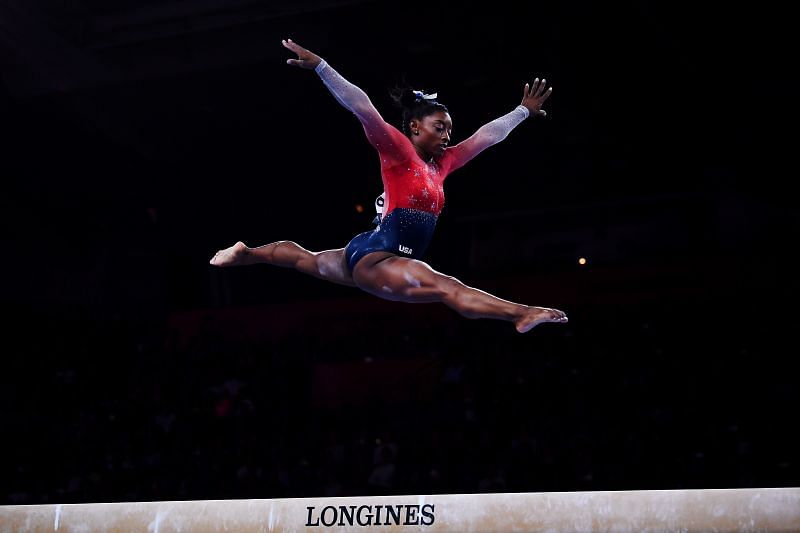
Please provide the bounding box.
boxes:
[515,306,568,333]
[210,241,252,266]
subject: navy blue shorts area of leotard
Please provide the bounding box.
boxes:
[345,208,438,272]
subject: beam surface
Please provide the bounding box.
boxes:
[2,488,799,532]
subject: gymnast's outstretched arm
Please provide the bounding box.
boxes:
[282,38,407,161]
[446,78,552,173]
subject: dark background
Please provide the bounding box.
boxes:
[1,0,797,504]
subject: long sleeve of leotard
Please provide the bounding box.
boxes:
[445,105,530,173]
[315,60,408,162]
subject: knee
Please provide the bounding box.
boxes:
[405,272,462,301]
[441,276,478,309]
[437,273,462,289]
[440,275,466,299]
[315,254,330,277]
[314,250,342,278]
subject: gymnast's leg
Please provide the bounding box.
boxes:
[210,241,356,287]
[352,252,567,333]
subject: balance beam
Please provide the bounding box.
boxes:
[2,488,798,532]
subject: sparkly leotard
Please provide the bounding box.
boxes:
[314,60,530,272]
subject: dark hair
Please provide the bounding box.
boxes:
[389,86,449,136]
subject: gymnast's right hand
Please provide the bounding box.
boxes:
[282,38,322,70]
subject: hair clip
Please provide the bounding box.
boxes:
[413,90,438,102]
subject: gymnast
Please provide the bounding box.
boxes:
[210,38,567,333]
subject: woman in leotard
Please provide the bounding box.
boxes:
[210,38,567,333]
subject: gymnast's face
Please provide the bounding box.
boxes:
[410,111,452,160]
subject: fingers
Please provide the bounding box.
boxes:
[282,38,310,59]
[283,38,309,68]
[522,77,553,117]
[525,77,553,100]
[539,85,553,103]
[529,77,541,97]
[281,38,301,52]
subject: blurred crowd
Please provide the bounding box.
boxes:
[3,290,796,505]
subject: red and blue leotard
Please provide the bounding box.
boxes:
[314,59,530,272]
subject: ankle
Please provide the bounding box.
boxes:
[512,305,530,322]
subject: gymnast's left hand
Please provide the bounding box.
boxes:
[282,38,322,70]
[520,77,552,117]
